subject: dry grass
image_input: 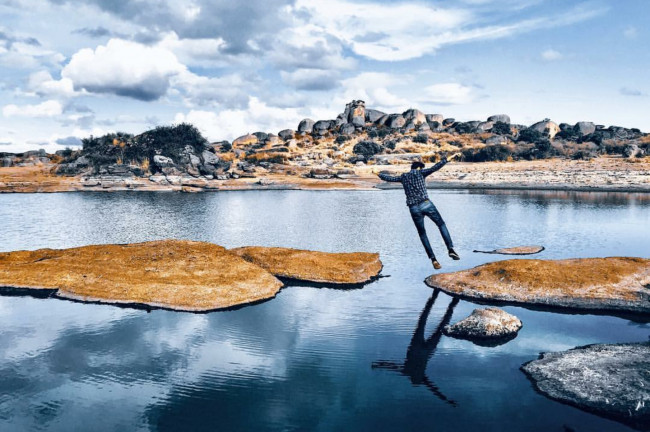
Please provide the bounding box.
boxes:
[232,246,383,284]
[426,257,650,313]
[0,240,284,311]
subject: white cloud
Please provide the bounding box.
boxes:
[62,38,185,101]
[337,72,410,111]
[424,83,475,105]
[27,71,77,97]
[157,32,227,66]
[3,100,63,117]
[290,0,606,61]
[174,97,305,141]
[541,48,562,61]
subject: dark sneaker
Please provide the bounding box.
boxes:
[448,249,460,260]
[432,259,442,270]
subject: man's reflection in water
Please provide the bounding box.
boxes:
[372,290,459,406]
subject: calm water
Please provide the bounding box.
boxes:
[1,189,649,432]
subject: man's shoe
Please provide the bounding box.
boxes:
[448,249,460,260]
[432,259,442,270]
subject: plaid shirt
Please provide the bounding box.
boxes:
[378,159,448,206]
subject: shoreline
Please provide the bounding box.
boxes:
[1,158,649,194]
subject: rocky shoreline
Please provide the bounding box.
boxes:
[1,157,649,194]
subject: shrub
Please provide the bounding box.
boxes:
[413,134,429,144]
[335,135,350,144]
[384,140,397,150]
[491,121,511,136]
[462,145,515,162]
[454,122,475,134]
[517,128,545,144]
[353,140,382,158]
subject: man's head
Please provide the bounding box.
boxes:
[411,161,425,170]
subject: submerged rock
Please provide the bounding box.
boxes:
[473,245,545,255]
[522,342,650,430]
[0,240,283,311]
[231,246,383,284]
[444,307,522,341]
[425,257,650,314]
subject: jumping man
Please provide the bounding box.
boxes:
[376,154,461,270]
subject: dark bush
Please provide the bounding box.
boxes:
[335,135,350,144]
[131,123,208,163]
[220,142,232,152]
[517,128,545,144]
[384,140,397,150]
[454,122,474,134]
[353,140,382,158]
[413,134,429,144]
[461,145,514,162]
[491,121,511,135]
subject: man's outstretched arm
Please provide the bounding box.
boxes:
[377,171,402,182]
[421,153,461,177]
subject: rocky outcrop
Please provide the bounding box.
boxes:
[444,308,522,342]
[0,240,283,311]
[425,257,650,314]
[574,121,596,136]
[232,133,258,147]
[0,241,384,310]
[530,120,561,139]
[298,118,315,134]
[522,343,650,430]
[488,114,511,124]
[231,246,383,284]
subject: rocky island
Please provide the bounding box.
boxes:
[0,240,383,311]
[425,257,650,315]
[1,100,649,193]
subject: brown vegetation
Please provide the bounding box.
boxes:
[232,246,383,284]
[426,257,650,313]
[0,240,283,311]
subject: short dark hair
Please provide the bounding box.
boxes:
[411,161,425,170]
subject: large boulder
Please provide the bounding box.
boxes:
[339,123,356,135]
[444,308,522,342]
[2,156,14,167]
[522,343,650,430]
[574,121,596,136]
[425,257,650,314]
[530,120,561,139]
[487,114,511,124]
[0,240,284,311]
[402,109,427,125]
[426,114,444,124]
[365,109,386,123]
[313,120,332,135]
[297,118,315,134]
[342,100,366,126]
[387,114,406,129]
[231,246,383,284]
[232,133,258,147]
[442,118,456,126]
[278,129,294,141]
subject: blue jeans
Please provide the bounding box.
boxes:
[409,200,454,260]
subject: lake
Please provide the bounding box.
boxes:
[1,189,649,431]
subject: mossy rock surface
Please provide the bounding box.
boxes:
[426,257,650,314]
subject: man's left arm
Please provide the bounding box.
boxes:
[421,153,460,177]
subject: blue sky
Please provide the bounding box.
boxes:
[0,0,648,152]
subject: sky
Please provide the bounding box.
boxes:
[0,0,648,153]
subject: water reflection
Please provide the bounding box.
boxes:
[373,291,459,406]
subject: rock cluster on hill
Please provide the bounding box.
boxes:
[4,100,647,184]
